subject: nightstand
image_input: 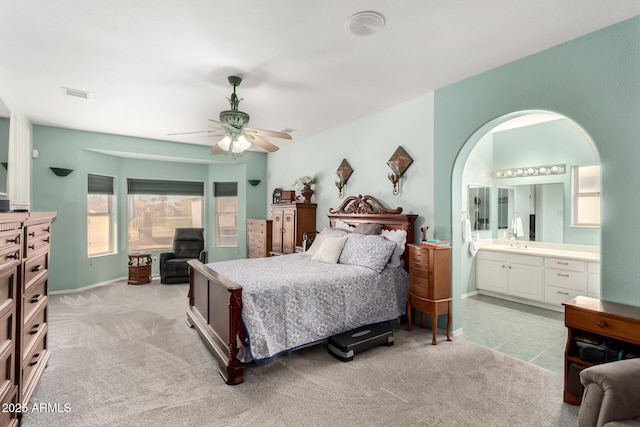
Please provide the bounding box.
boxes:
[406,243,452,345]
[128,253,152,285]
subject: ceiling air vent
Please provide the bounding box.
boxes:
[61,87,91,99]
[346,11,385,36]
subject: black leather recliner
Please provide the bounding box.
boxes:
[159,228,207,284]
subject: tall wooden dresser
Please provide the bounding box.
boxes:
[247,219,272,258]
[406,244,452,345]
[20,212,55,408]
[0,211,55,423]
[0,213,28,427]
[270,203,316,255]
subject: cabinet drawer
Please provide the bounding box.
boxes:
[477,250,507,262]
[0,244,20,273]
[509,254,543,266]
[545,268,585,291]
[0,267,17,314]
[22,334,47,392]
[565,308,640,343]
[545,257,585,272]
[545,285,583,305]
[23,277,47,325]
[23,306,46,360]
[24,252,48,290]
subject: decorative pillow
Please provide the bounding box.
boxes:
[334,219,355,231]
[353,223,383,235]
[380,229,407,268]
[320,226,351,236]
[338,233,397,273]
[312,235,348,264]
[304,233,341,257]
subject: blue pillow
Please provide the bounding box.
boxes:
[338,233,397,273]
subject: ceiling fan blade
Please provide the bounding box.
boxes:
[210,143,224,155]
[208,118,235,131]
[168,129,221,136]
[244,126,292,140]
[245,134,279,152]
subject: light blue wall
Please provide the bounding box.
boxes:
[435,16,640,327]
[31,125,268,291]
[267,93,435,239]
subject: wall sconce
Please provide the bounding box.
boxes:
[495,164,565,178]
[335,159,353,199]
[387,146,413,195]
[248,179,261,186]
[50,167,74,177]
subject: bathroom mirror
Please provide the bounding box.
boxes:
[499,183,564,243]
[468,186,490,231]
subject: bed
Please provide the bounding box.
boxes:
[186,195,417,385]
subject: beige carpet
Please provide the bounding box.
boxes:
[21,279,579,427]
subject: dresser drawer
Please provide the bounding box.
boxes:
[409,246,430,268]
[24,252,48,290]
[0,267,17,315]
[24,223,51,258]
[22,334,47,392]
[565,307,640,343]
[0,244,20,273]
[248,235,267,248]
[247,220,267,234]
[23,306,46,360]
[545,268,585,291]
[0,308,15,387]
[23,277,47,325]
[545,285,583,305]
[545,257,585,272]
[248,247,267,258]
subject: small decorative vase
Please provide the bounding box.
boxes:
[301,184,314,203]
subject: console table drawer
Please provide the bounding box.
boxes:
[565,308,640,343]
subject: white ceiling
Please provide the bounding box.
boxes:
[0,1,638,151]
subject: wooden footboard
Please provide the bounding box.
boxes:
[186,259,245,385]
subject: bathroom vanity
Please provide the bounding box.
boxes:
[476,242,599,311]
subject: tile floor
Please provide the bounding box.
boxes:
[461,294,567,373]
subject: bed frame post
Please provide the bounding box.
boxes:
[225,290,244,385]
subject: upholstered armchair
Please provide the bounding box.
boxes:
[578,358,640,427]
[159,228,207,284]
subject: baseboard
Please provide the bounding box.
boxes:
[461,290,479,299]
[49,276,140,295]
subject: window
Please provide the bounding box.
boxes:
[127,179,204,251]
[214,182,238,247]
[573,165,600,226]
[87,174,115,257]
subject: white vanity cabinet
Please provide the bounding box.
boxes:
[476,251,544,301]
[544,257,587,305]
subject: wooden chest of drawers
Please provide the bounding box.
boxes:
[406,244,452,345]
[247,219,272,258]
[562,296,640,405]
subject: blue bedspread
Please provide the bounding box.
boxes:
[207,253,409,360]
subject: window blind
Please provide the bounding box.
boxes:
[88,174,114,195]
[127,178,204,196]
[214,182,238,197]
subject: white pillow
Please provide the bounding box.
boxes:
[380,229,407,268]
[312,235,348,264]
[334,219,355,231]
[304,233,339,257]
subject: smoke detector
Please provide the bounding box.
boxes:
[346,11,385,36]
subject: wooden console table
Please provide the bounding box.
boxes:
[562,296,640,404]
[128,253,152,285]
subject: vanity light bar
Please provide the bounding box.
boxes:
[495,164,565,178]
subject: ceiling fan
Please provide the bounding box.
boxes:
[169,76,292,158]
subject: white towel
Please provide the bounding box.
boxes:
[512,217,524,237]
[462,218,472,243]
[469,241,479,257]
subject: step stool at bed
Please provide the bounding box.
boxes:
[327,323,394,362]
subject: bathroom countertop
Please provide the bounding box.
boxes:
[478,243,600,262]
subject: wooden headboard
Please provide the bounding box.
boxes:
[327,195,418,270]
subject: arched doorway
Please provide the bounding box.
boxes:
[452,109,600,371]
